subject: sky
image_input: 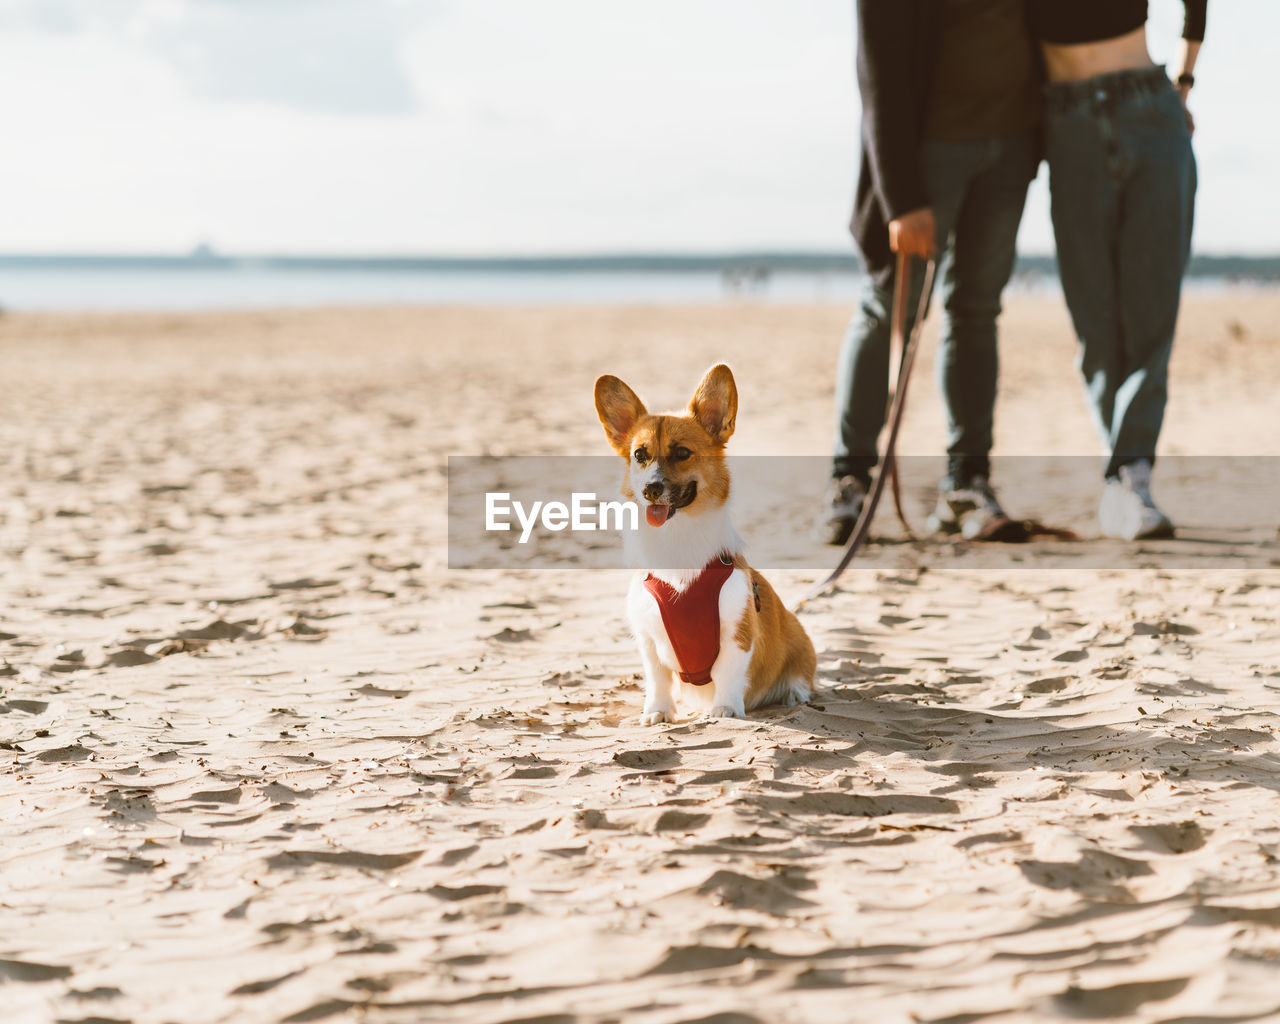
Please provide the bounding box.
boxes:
[0,0,1274,256]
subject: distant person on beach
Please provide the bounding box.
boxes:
[1030,1,1205,539]
[816,1,1040,545]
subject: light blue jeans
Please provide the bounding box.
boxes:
[1045,66,1196,479]
[833,129,1037,489]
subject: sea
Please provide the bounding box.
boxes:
[0,254,1268,313]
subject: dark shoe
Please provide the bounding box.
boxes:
[813,475,867,546]
[927,475,1015,540]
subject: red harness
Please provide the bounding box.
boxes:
[643,554,738,685]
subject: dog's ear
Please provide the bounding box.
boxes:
[688,364,737,445]
[594,374,647,455]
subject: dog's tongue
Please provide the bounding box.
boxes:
[646,504,673,527]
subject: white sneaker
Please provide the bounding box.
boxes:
[1099,459,1174,540]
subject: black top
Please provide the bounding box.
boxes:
[1029,1,1207,45]
[924,0,1039,142]
[848,1,1042,278]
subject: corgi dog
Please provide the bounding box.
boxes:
[593,363,816,723]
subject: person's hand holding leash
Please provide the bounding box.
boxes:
[888,207,937,260]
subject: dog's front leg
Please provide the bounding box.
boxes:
[637,633,676,725]
[705,637,752,719]
[703,575,752,719]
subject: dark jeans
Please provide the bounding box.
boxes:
[1045,66,1196,479]
[832,129,1037,488]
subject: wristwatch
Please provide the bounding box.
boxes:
[1176,72,1195,88]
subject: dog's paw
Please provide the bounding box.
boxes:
[782,688,811,707]
[639,709,674,726]
[704,705,745,720]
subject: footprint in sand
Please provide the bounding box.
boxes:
[35,743,92,763]
[1128,820,1208,854]
[488,626,535,642]
[1131,619,1199,637]
[267,849,423,872]
[683,767,755,785]
[1025,675,1072,694]
[427,882,505,901]
[694,868,816,913]
[611,748,681,771]
[1018,847,1154,900]
[751,791,959,818]
[1050,977,1190,1018]
[643,944,776,977]
[1051,648,1089,663]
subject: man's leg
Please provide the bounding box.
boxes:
[821,138,974,546]
[830,134,973,489]
[934,131,1037,487]
[916,136,1026,538]
[820,266,927,544]
[831,270,897,490]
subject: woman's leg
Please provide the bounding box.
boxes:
[1046,104,1124,456]
[1110,85,1197,475]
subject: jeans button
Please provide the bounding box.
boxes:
[1095,89,1106,102]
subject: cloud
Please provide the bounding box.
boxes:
[3,0,426,115]
[145,0,422,115]
[3,0,85,33]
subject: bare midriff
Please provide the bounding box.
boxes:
[1041,26,1153,82]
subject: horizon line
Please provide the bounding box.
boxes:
[1,247,1279,262]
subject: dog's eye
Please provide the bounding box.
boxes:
[633,446,650,465]
[669,446,692,462]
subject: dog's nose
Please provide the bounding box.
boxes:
[642,482,664,502]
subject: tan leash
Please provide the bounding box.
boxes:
[797,250,936,608]
[885,249,924,540]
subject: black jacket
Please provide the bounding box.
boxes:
[849,1,942,280]
[849,2,1042,280]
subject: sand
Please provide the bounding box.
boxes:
[1,290,1279,1024]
